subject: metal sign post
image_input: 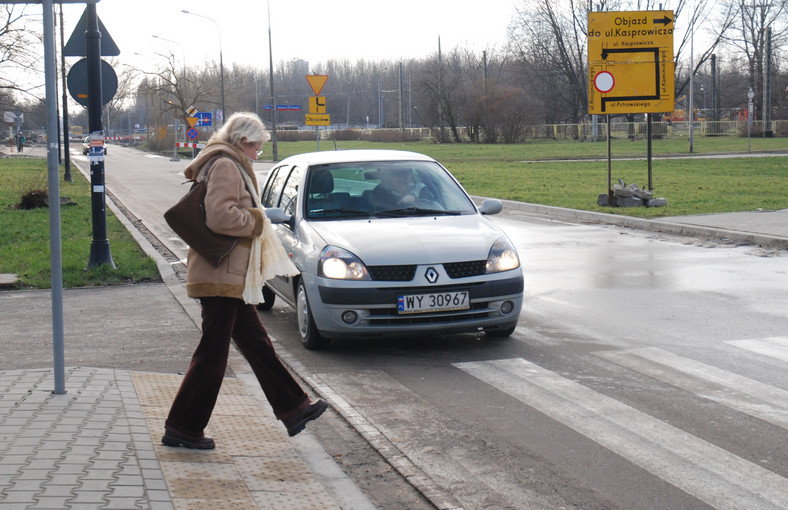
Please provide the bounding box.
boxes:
[84,3,114,268]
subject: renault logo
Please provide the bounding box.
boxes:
[425,267,439,283]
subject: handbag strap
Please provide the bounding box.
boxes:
[196,154,254,198]
[195,155,224,184]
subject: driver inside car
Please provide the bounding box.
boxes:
[370,167,425,210]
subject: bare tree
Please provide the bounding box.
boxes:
[714,0,788,117]
[0,5,43,101]
[137,51,214,127]
[508,0,591,124]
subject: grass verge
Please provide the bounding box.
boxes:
[0,158,160,290]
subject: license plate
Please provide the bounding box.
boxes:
[397,290,469,314]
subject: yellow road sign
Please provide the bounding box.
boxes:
[305,114,330,126]
[186,117,198,128]
[588,10,675,115]
[306,75,329,96]
[309,96,327,114]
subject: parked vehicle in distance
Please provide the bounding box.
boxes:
[82,136,107,155]
[260,149,524,349]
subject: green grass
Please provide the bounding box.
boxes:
[271,135,788,161]
[445,157,788,218]
[0,159,160,289]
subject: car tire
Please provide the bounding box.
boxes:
[296,280,329,350]
[255,285,276,311]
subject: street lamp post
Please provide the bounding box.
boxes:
[181,10,225,125]
[747,87,754,153]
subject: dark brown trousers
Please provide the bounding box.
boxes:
[165,296,308,438]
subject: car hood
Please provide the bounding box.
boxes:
[306,215,505,265]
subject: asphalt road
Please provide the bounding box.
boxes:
[73,145,788,509]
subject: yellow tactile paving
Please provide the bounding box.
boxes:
[130,371,341,510]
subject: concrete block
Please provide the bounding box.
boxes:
[614,196,644,207]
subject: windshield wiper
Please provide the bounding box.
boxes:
[375,207,463,217]
[311,208,371,217]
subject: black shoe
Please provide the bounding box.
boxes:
[162,429,216,450]
[283,399,329,437]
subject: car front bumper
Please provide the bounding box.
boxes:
[303,271,524,339]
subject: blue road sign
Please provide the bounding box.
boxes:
[263,105,301,111]
[195,112,212,126]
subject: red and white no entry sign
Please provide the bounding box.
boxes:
[594,71,615,93]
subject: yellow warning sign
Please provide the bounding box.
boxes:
[305,114,330,126]
[588,10,675,115]
[186,117,198,128]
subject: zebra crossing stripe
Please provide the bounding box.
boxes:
[596,347,788,430]
[726,337,788,364]
[454,358,788,510]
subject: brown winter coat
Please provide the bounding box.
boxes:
[183,141,264,299]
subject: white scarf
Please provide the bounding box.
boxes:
[238,167,299,305]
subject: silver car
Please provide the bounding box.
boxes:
[261,149,523,349]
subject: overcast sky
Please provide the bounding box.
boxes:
[56,0,518,73]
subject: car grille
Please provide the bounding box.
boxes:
[368,265,417,281]
[367,260,487,281]
[443,260,487,279]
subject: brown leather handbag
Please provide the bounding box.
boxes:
[164,157,239,266]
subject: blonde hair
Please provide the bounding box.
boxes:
[209,112,269,148]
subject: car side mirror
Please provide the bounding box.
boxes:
[478,199,503,215]
[265,207,292,224]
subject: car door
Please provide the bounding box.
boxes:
[263,164,304,304]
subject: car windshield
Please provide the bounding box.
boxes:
[304,161,477,220]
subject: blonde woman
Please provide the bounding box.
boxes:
[163,112,327,449]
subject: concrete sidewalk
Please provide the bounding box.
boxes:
[0,365,354,509]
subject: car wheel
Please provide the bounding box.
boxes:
[255,285,276,311]
[296,280,329,350]
[485,325,516,338]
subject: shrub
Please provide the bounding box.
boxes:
[17,189,49,209]
[329,129,363,141]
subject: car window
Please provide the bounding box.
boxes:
[304,160,476,219]
[261,165,290,208]
[279,165,303,216]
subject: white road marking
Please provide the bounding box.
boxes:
[726,337,788,364]
[596,347,788,430]
[454,357,788,510]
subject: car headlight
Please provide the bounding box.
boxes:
[486,237,520,273]
[319,246,371,280]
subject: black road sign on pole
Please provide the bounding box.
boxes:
[84,3,115,268]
